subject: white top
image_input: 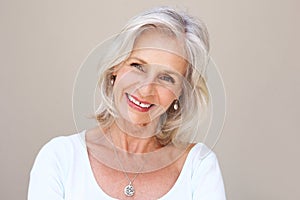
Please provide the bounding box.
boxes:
[28,131,226,200]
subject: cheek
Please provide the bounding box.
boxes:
[115,67,145,87]
[156,87,177,107]
[114,70,140,95]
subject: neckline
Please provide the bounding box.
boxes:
[79,130,201,199]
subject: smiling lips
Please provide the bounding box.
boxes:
[126,93,154,112]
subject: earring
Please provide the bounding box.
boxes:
[173,100,179,110]
[110,75,116,86]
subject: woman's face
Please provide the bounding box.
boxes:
[113,30,187,126]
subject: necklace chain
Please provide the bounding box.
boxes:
[109,132,143,197]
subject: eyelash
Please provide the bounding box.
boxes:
[130,63,144,72]
[159,74,175,83]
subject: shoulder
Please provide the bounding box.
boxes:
[41,131,85,150]
[188,143,218,166]
[187,143,226,199]
[28,131,87,199]
[30,131,86,175]
[188,143,221,177]
[37,132,85,158]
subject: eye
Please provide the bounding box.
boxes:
[130,63,145,72]
[159,74,175,84]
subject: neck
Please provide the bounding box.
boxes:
[109,121,162,153]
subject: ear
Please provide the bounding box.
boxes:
[111,66,117,76]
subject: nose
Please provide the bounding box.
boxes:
[138,79,157,97]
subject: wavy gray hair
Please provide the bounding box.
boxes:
[95,6,210,146]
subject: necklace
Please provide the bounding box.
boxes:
[109,133,143,197]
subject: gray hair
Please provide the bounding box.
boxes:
[96,6,210,145]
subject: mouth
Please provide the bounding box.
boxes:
[126,93,154,112]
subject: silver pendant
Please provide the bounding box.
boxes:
[124,183,135,197]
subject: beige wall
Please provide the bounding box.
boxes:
[1,0,299,199]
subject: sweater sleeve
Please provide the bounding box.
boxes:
[28,137,70,200]
[192,150,226,200]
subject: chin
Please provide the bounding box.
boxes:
[127,113,152,126]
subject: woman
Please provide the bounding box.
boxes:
[28,6,226,200]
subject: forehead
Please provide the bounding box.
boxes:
[130,30,188,75]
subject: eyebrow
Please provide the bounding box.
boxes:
[127,56,148,64]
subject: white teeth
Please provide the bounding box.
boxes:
[140,102,150,108]
[127,94,151,108]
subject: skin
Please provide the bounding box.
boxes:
[113,29,187,129]
[86,29,193,199]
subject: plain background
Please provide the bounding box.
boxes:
[1,0,299,199]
